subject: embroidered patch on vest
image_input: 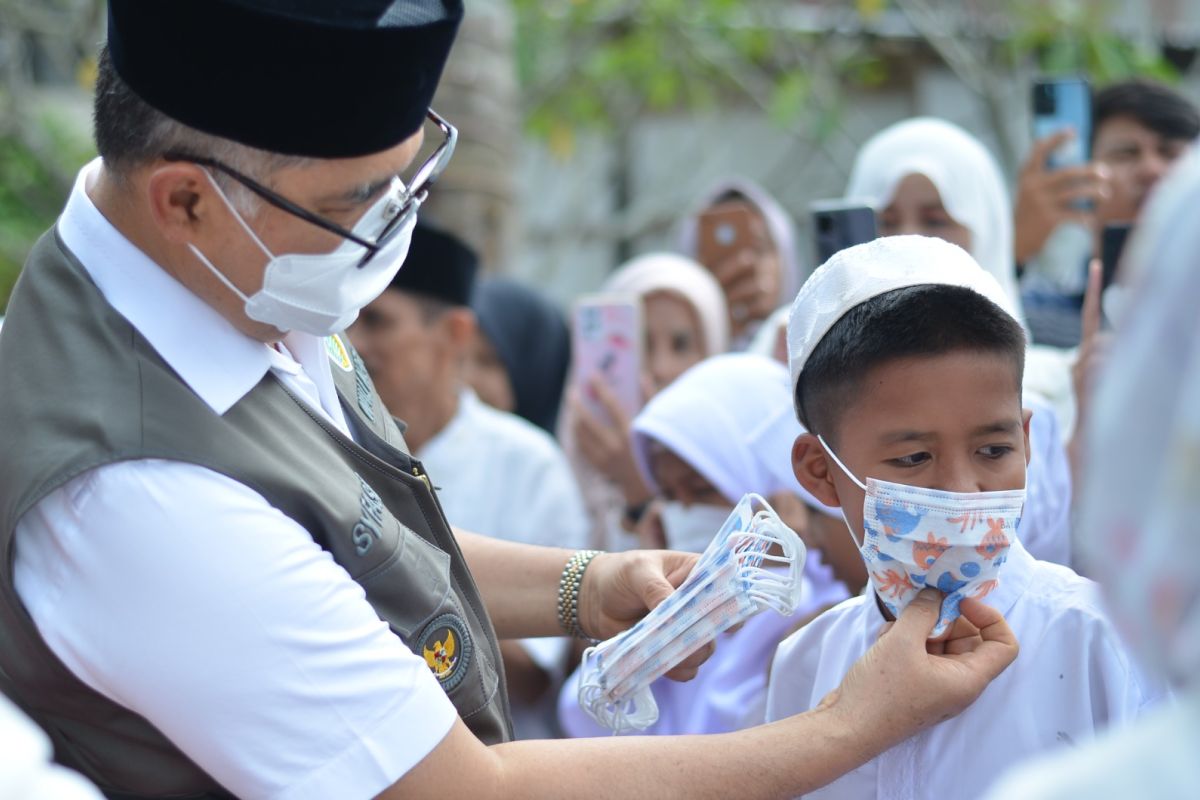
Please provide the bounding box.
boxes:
[347,347,376,421]
[418,612,472,691]
[325,335,354,372]
[352,475,385,555]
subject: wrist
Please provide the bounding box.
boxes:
[557,549,604,640]
[575,551,611,641]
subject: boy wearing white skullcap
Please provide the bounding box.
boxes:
[765,236,1164,800]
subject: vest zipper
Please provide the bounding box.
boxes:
[412,465,432,490]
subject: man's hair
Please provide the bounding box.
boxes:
[1092,79,1200,147]
[93,45,308,207]
[795,285,1027,439]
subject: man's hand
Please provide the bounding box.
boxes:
[576,549,713,681]
[1014,131,1110,264]
[818,589,1018,755]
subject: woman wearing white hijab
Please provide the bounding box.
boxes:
[846,117,1023,321]
[847,118,1074,568]
[679,178,803,347]
[983,144,1200,800]
[558,354,848,738]
[564,253,730,552]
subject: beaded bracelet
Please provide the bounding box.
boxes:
[557,549,602,640]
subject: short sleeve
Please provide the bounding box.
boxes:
[13,459,457,800]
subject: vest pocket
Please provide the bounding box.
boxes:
[354,522,501,723]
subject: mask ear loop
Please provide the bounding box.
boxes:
[737,519,807,616]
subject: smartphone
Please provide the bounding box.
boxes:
[572,295,643,425]
[810,200,877,265]
[1032,77,1092,170]
[696,200,766,273]
[1100,223,1132,291]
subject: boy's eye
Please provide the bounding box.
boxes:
[887,452,930,468]
[979,444,1014,460]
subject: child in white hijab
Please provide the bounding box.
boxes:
[563,253,730,553]
[558,353,848,737]
[847,117,1074,567]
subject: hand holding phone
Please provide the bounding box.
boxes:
[810,200,877,265]
[572,295,643,427]
[695,201,781,327]
[1032,77,1092,171]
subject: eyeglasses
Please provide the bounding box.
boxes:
[164,109,457,267]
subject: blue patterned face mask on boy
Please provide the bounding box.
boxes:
[818,436,1026,637]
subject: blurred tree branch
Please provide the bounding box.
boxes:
[0,0,103,307]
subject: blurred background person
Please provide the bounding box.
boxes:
[350,223,587,740]
[1016,78,1199,348]
[466,276,571,436]
[845,117,1074,566]
[679,178,803,348]
[563,252,729,552]
[559,353,847,738]
[984,131,1200,800]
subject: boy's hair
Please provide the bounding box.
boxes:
[1092,79,1200,148]
[795,284,1026,439]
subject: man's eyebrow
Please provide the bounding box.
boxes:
[318,173,398,207]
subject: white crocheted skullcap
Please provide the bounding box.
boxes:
[786,235,1018,397]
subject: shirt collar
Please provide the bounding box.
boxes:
[59,158,280,415]
[416,388,475,458]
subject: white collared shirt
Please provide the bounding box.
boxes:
[12,160,455,800]
[764,540,1168,800]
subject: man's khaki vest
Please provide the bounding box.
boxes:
[0,230,513,799]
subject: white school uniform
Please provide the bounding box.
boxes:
[765,539,1167,800]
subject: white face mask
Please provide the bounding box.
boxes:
[578,494,807,733]
[658,501,735,553]
[188,171,416,336]
[818,435,1026,637]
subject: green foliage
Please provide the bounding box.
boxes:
[0,112,95,310]
[513,0,877,152]
[1006,0,1179,83]
[513,0,1183,154]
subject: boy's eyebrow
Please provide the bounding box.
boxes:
[971,420,1023,436]
[877,420,1022,446]
[877,430,937,446]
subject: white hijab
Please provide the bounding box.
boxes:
[846,118,1025,325]
[678,177,804,305]
[603,253,730,358]
[630,352,838,516]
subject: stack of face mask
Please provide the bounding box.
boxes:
[577,493,806,733]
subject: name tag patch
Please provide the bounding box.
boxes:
[325,335,354,372]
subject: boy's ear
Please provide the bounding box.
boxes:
[1021,406,1033,467]
[792,432,842,509]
